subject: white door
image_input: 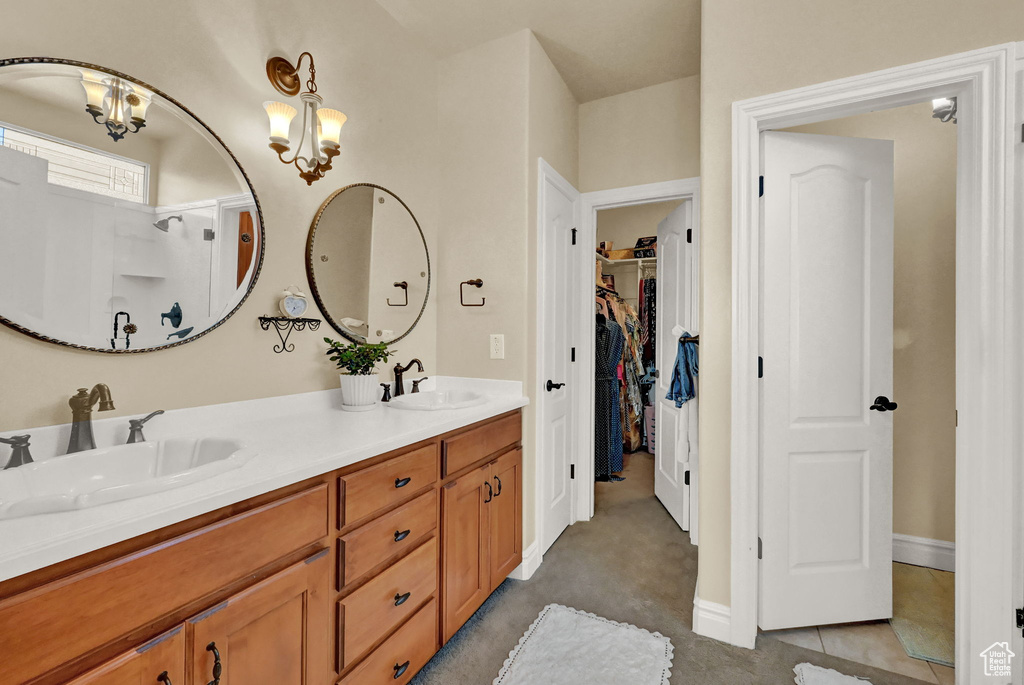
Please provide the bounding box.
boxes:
[759,131,894,630]
[537,160,579,555]
[655,201,693,531]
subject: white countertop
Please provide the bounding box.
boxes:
[0,377,528,582]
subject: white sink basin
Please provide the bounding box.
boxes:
[0,438,256,520]
[387,390,487,411]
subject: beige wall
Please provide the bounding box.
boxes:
[698,0,1024,606]
[788,103,957,544]
[579,75,700,192]
[0,0,439,431]
[436,29,578,550]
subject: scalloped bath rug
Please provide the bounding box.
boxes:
[493,604,674,685]
[794,663,871,684]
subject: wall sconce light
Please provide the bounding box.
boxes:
[931,97,957,124]
[80,69,151,142]
[263,52,347,185]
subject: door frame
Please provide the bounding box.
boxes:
[575,177,700,527]
[727,41,1021,682]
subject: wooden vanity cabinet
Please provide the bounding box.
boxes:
[0,409,522,685]
[189,549,331,685]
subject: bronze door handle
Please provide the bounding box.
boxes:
[205,642,222,685]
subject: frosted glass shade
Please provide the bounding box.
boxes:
[131,89,153,120]
[317,108,347,148]
[81,79,107,109]
[263,101,297,142]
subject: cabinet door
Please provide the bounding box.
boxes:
[68,627,184,685]
[441,463,490,643]
[488,448,523,590]
[189,549,331,685]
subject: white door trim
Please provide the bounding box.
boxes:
[576,178,700,525]
[727,43,1020,685]
[536,158,581,559]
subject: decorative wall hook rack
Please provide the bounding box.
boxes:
[460,279,485,307]
[258,316,321,353]
[680,334,699,345]
[387,281,409,306]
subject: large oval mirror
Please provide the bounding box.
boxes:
[0,58,263,352]
[307,184,429,345]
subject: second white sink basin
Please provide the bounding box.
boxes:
[0,437,256,520]
[387,390,486,411]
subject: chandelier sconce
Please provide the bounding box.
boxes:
[80,70,151,142]
[263,52,347,185]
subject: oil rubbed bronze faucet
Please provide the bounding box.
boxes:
[67,384,115,453]
[393,359,424,397]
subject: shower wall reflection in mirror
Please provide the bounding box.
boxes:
[0,58,263,352]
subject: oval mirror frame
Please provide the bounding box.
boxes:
[0,56,265,354]
[305,183,430,345]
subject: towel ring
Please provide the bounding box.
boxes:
[460,279,485,306]
[387,281,408,307]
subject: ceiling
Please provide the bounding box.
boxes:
[375,0,701,103]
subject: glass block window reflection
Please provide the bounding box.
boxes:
[0,123,149,204]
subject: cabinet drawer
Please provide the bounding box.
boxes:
[0,485,328,685]
[340,444,437,527]
[442,412,521,477]
[338,537,438,669]
[339,598,438,685]
[339,489,437,588]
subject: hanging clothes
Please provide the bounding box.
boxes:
[595,313,624,479]
[598,285,646,454]
[639,277,656,367]
[666,333,699,407]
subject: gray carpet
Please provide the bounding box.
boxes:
[413,452,933,684]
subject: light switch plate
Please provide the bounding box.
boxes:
[490,334,505,360]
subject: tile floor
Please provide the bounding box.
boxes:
[763,563,955,684]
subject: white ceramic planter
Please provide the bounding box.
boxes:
[338,373,381,411]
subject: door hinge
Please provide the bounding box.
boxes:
[757,537,763,559]
[571,227,577,245]
[203,228,215,241]
[759,175,764,197]
[1016,607,1024,637]
[1020,123,1024,143]
[684,470,690,486]
[686,228,692,244]
[758,356,763,379]
[570,464,575,479]
[571,347,576,362]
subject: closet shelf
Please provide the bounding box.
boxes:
[597,253,657,267]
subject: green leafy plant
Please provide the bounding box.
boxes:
[324,337,393,375]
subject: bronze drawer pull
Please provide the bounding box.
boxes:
[484,481,493,503]
[205,642,222,685]
[493,475,502,497]
[394,660,410,679]
[394,591,411,606]
[394,529,411,542]
[395,476,411,488]
[157,672,173,685]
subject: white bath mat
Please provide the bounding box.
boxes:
[494,604,674,685]
[794,663,871,684]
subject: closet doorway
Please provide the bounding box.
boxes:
[594,199,696,533]
[535,163,700,562]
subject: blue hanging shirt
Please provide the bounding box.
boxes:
[666,333,698,407]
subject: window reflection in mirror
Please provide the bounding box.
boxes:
[0,59,262,352]
[307,184,429,345]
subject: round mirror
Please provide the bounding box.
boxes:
[307,184,429,345]
[0,58,263,353]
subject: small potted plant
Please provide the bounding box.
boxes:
[324,337,394,411]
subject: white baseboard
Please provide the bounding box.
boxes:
[892,533,955,572]
[692,595,732,643]
[509,541,542,581]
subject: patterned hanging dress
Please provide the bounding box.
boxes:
[595,316,624,480]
